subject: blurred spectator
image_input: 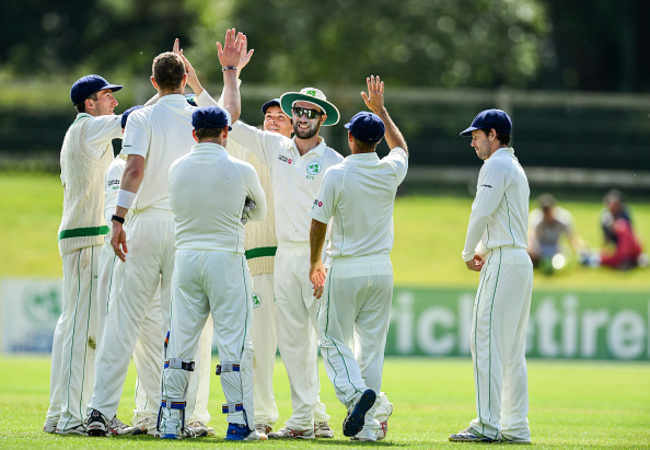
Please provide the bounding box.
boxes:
[597,189,646,270]
[528,193,584,274]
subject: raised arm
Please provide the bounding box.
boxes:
[216,28,248,123]
[361,75,408,156]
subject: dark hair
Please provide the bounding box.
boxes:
[480,128,511,146]
[195,127,225,140]
[152,52,186,91]
[75,92,98,113]
[351,135,377,152]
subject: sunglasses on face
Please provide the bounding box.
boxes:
[291,107,323,119]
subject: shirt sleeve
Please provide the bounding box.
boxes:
[103,160,125,227]
[243,164,267,222]
[308,167,339,224]
[121,108,150,158]
[462,159,507,261]
[384,147,409,185]
[195,89,220,107]
[84,114,122,159]
[229,121,288,168]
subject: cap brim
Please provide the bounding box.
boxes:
[459,126,477,136]
[261,99,281,115]
[103,83,123,93]
[280,93,340,126]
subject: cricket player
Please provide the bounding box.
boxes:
[160,104,267,440]
[96,105,214,437]
[227,98,291,438]
[309,75,406,442]
[215,85,342,439]
[85,29,247,437]
[45,74,124,436]
[449,109,533,444]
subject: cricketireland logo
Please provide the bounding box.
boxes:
[252,293,261,309]
[307,161,322,176]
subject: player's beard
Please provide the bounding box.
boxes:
[293,119,321,140]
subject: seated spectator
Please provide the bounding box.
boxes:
[528,193,584,273]
[598,189,645,270]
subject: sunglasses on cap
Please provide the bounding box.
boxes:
[291,107,323,119]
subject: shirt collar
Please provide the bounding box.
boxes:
[157,93,187,104]
[290,136,327,156]
[347,152,379,161]
[191,142,227,153]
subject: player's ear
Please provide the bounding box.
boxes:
[192,129,198,142]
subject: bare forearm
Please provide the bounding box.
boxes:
[375,106,408,156]
[221,69,241,123]
[309,219,328,265]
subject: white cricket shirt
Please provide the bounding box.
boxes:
[308,148,408,258]
[462,147,530,262]
[168,142,267,253]
[122,94,196,212]
[229,121,343,244]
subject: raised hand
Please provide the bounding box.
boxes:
[217,28,249,70]
[360,75,385,114]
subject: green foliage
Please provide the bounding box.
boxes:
[0,356,648,448]
[192,0,551,88]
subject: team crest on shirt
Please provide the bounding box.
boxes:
[252,293,262,309]
[307,161,322,176]
[312,199,323,210]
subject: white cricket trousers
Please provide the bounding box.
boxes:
[470,247,533,441]
[251,272,279,426]
[274,243,329,431]
[46,246,101,431]
[318,255,393,438]
[129,292,213,425]
[89,209,175,419]
[163,250,254,427]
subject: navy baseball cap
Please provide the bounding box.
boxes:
[460,109,512,136]
[192,106,232,131]
[70,74,122,106]
[120,105,144,129]
[344,112,385,143]
[261,98,281,115]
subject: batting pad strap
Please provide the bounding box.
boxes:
[221,402,244,414]
[164,358,195,371]
[215,361,240,375]
[161,399,186,410]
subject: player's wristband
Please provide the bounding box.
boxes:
[116,189,136,209]
[222,66,237,72]
[111,214,125,224]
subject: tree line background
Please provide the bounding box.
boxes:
[1,0,647,91]
[1,0,649,185]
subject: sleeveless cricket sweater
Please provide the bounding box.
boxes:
[58,115,115,256]
[228,141,277,276]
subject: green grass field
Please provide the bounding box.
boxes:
[3,172,650,288]
[2,172,650,448]
[0,356,649,449]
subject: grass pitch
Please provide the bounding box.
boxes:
[3,172,650,288]
[0,356,648,449]
[2,172,650,449]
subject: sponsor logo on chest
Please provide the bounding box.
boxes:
[277,154,322,181]
[277,154,293,165]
